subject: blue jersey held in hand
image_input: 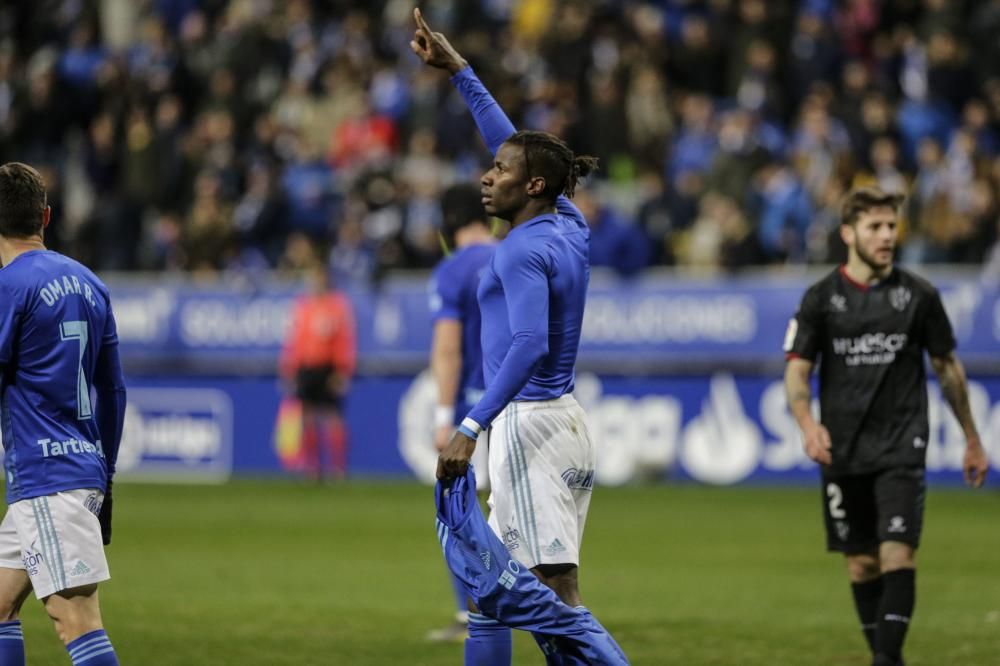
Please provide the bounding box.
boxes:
[0,250,126,503]
[435,466,629,665]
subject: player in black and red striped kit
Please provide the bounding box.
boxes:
[783,186,988,666]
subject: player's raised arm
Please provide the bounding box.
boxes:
[929,352,988,487]
[411,8,595,222]
[411,8,515,156]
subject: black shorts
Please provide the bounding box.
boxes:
[294,366,343,409]
[820,466,926,554]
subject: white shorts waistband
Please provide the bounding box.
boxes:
[494,394,578,423]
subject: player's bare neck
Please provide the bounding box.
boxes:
[511,200,557,228]
[0,236,46,267]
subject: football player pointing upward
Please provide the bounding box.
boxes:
[784,186,988,666]
[412,9,623,666]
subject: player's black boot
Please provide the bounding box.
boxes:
[872,654,904,666]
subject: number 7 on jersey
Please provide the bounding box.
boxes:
[60,320,93,420]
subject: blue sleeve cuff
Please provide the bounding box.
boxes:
[449,66,475,84]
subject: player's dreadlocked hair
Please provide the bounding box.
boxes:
[840,186,904,226]
[505,130,598,201]
[0,162,47,239]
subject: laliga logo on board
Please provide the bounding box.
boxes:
[115,389,233,479]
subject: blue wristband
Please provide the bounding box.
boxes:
[457,417,482,440]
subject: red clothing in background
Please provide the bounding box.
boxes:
[280,292,357,380]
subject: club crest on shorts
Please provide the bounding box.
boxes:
[497,559,520,590]
[835,521,850,541]
[889,286,911,311]
[888,516,907,533]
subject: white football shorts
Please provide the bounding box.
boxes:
[0,488,109,599]
[486,395,596,570]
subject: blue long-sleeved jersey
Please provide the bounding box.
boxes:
[0,250,126,503]
[451,68,590,430]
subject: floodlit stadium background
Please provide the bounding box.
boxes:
[2,1,999,664]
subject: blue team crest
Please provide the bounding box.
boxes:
[889,286,911,312]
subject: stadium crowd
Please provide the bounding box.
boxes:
[1,0,999,282]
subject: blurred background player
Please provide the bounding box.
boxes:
[426,182,497,642]
[279,261,357,481]
[412,10,622,665]
[0,162,126,666]
[784,186,989,666]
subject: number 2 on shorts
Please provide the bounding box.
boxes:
[826,482,846,519]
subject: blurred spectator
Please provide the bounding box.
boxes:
[750,160,814,262]
[183,169,234,276]
[681,191,766,272]
[670,14,724,97]
[328,206,376,289]
[583,72,630,179]
[706,109,770,203]
[788,9,840,107]
[791,97,851,199]
[575,189,648,277]
[636,169,682,266]
[733,39,785,120]
[668,94,717,187]
[624,63,673,172]
[282,140,338,240]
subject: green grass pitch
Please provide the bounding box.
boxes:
[15,480,1000,665]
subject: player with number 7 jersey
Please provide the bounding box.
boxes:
[0,162,125,666]
[0,228,123,502]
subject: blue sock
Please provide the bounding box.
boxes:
[0,620,25,666]
[464,612,511,666]
[450,569,469,616]
[66,629,118,665]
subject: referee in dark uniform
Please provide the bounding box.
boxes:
[783,186,989,666]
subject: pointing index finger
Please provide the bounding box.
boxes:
[414,7,432,33]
